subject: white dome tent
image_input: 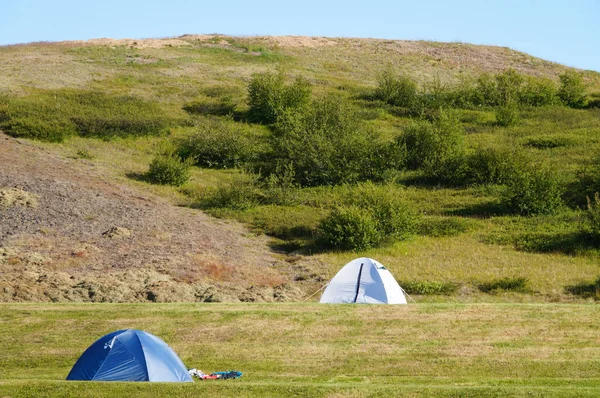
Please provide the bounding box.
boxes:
[319,258,408,304]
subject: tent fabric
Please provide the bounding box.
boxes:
[67,329,193,382]
[320,257,407,304]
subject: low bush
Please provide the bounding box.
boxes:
[479,277,530,293]
[247,71,311,124]
[346,183,419,241]
[318,206,381,251]
[374,69,418,108]
[260,164,301,206]
[318,183,419,250]
[501,167,564,215]
[401,280,459,295]
[558,71,587,108]
[518,77,557,106]
[178,117,261,169]
[462,147,526,186]
[266,95,389,187]
[0,116,76,142]
[0,90,174,141]
[569,153,600,207]
[198,173,263,211]
[399,110,465,170]
[398,110,466,184]
[495,101,520,126]
[146,154,193,186]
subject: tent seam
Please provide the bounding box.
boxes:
[132,330,150,381]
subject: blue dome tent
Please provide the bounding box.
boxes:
[66,329,193,382]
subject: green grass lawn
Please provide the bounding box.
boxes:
[1,303,600,397]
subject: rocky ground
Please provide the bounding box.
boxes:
[0,133,322,302]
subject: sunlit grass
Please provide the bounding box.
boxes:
[1,303,600,396]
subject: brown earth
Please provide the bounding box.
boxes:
[0,133,323,302]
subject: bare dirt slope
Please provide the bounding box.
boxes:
[0,133,313,302]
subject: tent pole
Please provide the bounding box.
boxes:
[302,283,329,302]
[401,288,417,304]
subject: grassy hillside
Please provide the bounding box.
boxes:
[1,303,600,397]
[1,35,600,303]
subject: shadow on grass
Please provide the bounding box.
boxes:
[565,278,600,299]
[446,200,508,218]
[478,277,530,293]
[267,226,328,255]
[126,171,149,183]
[513,231,600,255]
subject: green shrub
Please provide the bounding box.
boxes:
[319,206,381,251]
[266,95,387,186]
[198,173,263,210]
[374,69,418,108]
[479,277,529,293]
[398,110,466,184]
[67,92,172,138]
[0,90,174,141]
[519,77,557,106]
[569,153,600,207]
[346,183,419,241]
[441,78,481,109]
[178,118,260,169]
[501,167,564,215]
[495,101,520,126]
[400,110,465,169]
[495,69,524,106]
[146,154,193,186]
[247,71,311,124]
[475,73,500,106]
[0,116,76,142]
[558,71,587,108]
[401,280,459,295]
[463,147,525,185]
[261,164,301,206]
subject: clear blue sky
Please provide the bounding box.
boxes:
[2,0,599,71]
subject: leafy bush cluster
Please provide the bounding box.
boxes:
[374,70,419,108]
[501,167,564,216]
[177,117,262,169]
[146,153,193,186]
[397,110,466,183]
[198,173,264,211]
[0,90,175,142]
[247,71,312,124]
[264,95,391,187]
[373,69,587,111]
[557,71,588,108]
[318,184,418,250]
[396,111,525,187]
